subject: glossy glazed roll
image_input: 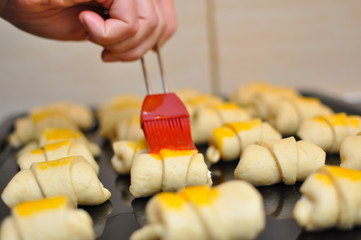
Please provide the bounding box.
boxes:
[130,149,212,198]
[234,137,326,186]
[131,181,265,240]
[294,166,361,231]
[298,113,361,153]
[2,156,110,208]
[207,118,281,163]
[0,196,95,240]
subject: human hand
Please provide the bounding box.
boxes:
[0,0,177,62]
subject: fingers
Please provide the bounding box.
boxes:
[157,0,177,47]
[102,0,167,61]
[79,0,177,62]
[100,0,158,59]
[79,0,139,45]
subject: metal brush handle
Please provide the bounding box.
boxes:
[141,45,169,95]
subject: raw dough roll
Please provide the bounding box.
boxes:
[2,156,111,207]
[268,96,333,136]
[0,196,95,240]
[130,149,212,198]
[9,113,78,148]
[207,118,281,163]
[17,127,101,158]
[39,127,100,157]
[234,137,326,186]
[97,94,142,140]
[115,115,144,142]
[294,165,361,231]
[298,113,361,153]
[340,135,361,170]
[190,102,251,144]
[17,139,99,173]
[9,101,94,147]
[229,82,300,119]
[111,139,148,174]
[131,181,265,240]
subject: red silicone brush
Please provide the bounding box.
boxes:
[140,48,197,154]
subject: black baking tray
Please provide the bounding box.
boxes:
[1,91,361,240]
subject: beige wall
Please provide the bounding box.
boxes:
[1,0,361,121]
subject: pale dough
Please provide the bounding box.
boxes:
[0,196,94,240]
[131,181,265,240]
[130,149,212,198]
[9,101,94,147]
[298,113,361,153]
[207,118,281,163]
[2,156,110,207]
[294,165,361,231]
[234,137,325,186]
[17,139,99,173]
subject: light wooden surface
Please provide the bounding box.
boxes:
[1,0,361,121]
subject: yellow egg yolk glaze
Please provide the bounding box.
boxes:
[37,157,71,170]
[226,119,262,133]
[30,149,44,155]
[348,116,361,128]
[212,127,236,154]
[44,140,70,151]
[180,185,219,206]
[315,173,332,186]
[43,128,81,141]
[32,110,65,123]
[16,196,68,216]
[325,113,347,126]
[325,165,361,181]
[158,192,186,209]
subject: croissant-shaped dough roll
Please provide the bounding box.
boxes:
[0,196,95,240]
[190,102,251,144]
[234,137,326,186]
[97,94,142,140]
[229,82,300,119]
[18,127,101,158]
[115,115,144,142]
[111,139,148,174]
[268,96,333,135]
[8,113,79,148]
[207,118,281,163]
[340,135,361,170]
[130,149,212,198]
[33,101,94,130]
[294,166,361,230]
[39,127,100,157]
[2,156,111,208]
[17,139,99,173]
[229,81,299,108]
[298,113,361,153]
[131,181,265,240]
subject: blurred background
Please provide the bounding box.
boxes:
[1,0,361,122]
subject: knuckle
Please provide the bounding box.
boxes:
[124,21,139,37]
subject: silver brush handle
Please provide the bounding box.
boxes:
[140,45,169,95]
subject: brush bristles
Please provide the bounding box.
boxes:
[143,117,197,153]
